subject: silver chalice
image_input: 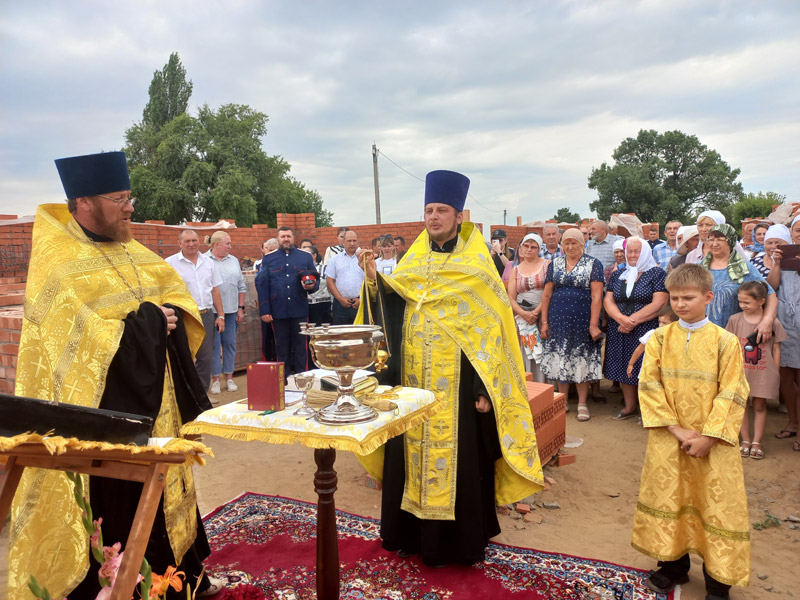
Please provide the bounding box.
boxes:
[300,323,385,425]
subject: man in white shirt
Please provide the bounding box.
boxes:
[326,230,365,324]
[166,229,225,391]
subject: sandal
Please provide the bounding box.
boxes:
[739,441,751,458]
[793,440,800,452]
[775,428,797,439]
[749,442,764,460]
[576,404,590,422]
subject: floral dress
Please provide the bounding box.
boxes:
[540,255,604,383]
[604,267,667,386]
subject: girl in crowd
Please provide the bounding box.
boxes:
[539,228,604,421]
[774,216,800,448]
[308,246,332,326]
[375,235,397,275]
[507,233,549,382]
[703,224,776,331]
[604,237,668,420]
[726,281,787,459]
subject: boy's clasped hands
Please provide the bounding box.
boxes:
[667,425,717,458]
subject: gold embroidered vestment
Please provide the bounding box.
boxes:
[358,222,544,520]
[10,204,205,599]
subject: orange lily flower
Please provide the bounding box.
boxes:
[149,566,185,598]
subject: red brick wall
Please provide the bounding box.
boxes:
[0,305,22,394]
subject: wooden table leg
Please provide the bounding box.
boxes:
[0,456,24,534]
[314,448,339,600]
[110,462,169,600]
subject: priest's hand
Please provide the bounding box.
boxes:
[261,314,273,323]
[158,305,177,335]
[475,394,492,413]
[681,435,717,458]
[358,248,377,281]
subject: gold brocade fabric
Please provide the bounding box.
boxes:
[10,204,204,600]
[358,222,543,520]
[632,322,751,587]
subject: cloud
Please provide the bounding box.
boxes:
[1,1,798,229]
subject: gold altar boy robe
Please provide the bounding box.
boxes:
[10,204,206,598]
[633,321,750,587]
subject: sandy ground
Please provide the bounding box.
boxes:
[3,374,799,599]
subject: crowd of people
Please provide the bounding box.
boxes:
[499,211,800,462]
[184,209,800,463]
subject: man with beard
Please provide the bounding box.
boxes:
[255,226,319,377]
[10,151,220,598]
[357,170,543,568]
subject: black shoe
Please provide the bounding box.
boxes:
[422,559,448,569]
[645,567,690,594]
[397,549,416,559]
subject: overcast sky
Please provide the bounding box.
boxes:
[1,1,798,229]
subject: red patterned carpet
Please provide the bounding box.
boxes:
[202,492,674,599]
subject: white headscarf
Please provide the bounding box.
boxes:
[697,210,726,225]
[612,238,625,252]
[620,237,658,296]
[521,233,543,248]
[765,224,791,244]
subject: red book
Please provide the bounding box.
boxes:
[247,362,285,412]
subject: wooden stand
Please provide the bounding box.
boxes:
[0,443,188,600]
[314,448,339,600]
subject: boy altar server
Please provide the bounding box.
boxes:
[633,264,750,600]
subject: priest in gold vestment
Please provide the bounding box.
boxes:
[632,264,750,599]
[357,170,543,568]
[10,152,218,599]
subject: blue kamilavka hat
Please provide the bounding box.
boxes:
[55,151,130,199]
[424,170,470,211]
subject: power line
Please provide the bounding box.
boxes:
[376,149,505,214]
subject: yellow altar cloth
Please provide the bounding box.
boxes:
[181,386,440,454]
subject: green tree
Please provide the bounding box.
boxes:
[143,52,193,130]
[123,54,333,227]
[732,192,785,232]
[553,207,581,223]
[588,130,743,225]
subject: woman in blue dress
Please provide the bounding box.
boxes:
[603,237,668,420]
[703,224,776,331]
[539,228,605,422]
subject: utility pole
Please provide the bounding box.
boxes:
[503,209,507,226]
[372,143,381,225]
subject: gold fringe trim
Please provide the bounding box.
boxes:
[0,432,213,466]
[181,398,445,456]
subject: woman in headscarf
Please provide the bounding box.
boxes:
[774,216,800,447]
[748,222,769,257]
[703,223,776,331]
[604,238,626,283]
[539,228,605,422]
[603,237,668,420]
[751,224,790,284]
[668,225,700,272]
[507,233,550,382]
[686,210,726,264]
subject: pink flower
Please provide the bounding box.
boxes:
[95,587,112,600]
[90,518,103,549]
[102,542,121,561]
[98,550,124,586]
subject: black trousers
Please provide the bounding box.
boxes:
[261,319,276,361]
[308,301,332,327]
[331,301,357,325]
[273,317,308,376]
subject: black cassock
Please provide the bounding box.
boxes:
[367,275,503,568]
[70,302,212,599]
